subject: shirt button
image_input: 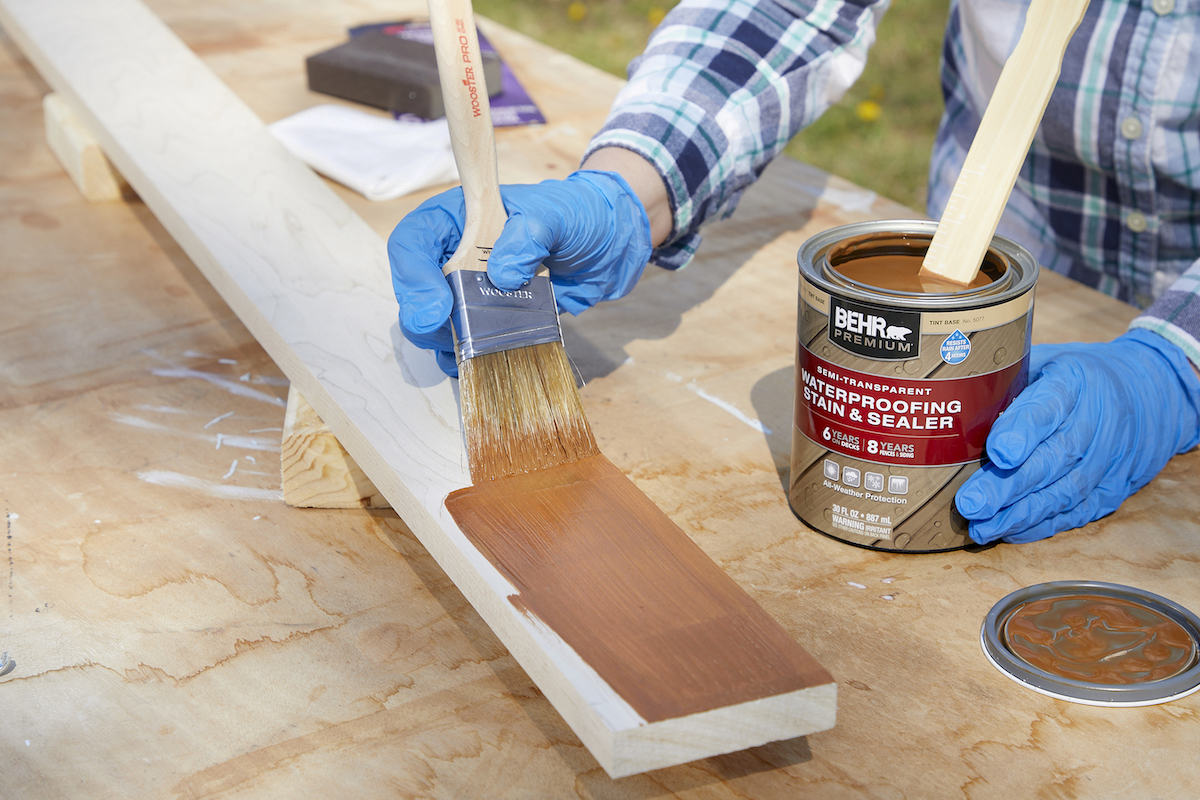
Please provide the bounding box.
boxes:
[1120,116,1143,139]
[1127,210,1149,233]
[1152,0,1174,14]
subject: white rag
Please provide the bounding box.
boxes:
[269,104,458,202]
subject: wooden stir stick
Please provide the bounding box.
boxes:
[919,0,1090,286]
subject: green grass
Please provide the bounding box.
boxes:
[784,0,948,212]
[474,0,675,78]
[475,0,948,211]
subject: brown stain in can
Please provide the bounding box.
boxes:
[833,253,995,293]
[1002,594,1198,684]
[446,454,833,721]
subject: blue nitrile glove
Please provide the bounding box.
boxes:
[388,169,653,376]
[955,329,1200,544]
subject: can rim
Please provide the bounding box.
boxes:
[798,220,1039,310]
[980,580,1200,706]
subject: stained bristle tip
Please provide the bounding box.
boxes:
[459,342,598,482]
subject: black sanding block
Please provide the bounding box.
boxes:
[306,30,502,119]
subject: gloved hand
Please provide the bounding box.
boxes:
[955,329,1200,544]
[388,169,653,376]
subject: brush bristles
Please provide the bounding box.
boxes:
[459,341,599,482]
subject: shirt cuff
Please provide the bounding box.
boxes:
[583,128,710,271]
[1128,258,1200,369]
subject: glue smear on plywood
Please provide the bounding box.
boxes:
[447,455,834,721]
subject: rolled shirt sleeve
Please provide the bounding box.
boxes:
[1130,260,1200,370]
[583,0,890,269]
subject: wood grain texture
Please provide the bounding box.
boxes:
[4,1,1200,796]
[47,81,382,511]
[0,0,830,778]
[281,386,388,509]
[920,0,1090,284]
[447,455,835,722]
[42,91,129,202]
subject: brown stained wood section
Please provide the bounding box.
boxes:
[446,455,834,722]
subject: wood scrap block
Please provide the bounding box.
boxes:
[281,385,389,508]
[0,0,836,776]
[42,91,129,202]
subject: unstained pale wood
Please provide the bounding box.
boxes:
[50,84,383,511]
[42,91,129,202]
[920,0,1090,285]
[281,385,388,509]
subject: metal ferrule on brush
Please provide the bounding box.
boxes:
[447,271,563,360]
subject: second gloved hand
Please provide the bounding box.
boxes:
[388,170,653,376]
[955,329,1200,544]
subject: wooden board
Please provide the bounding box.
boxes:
[41,91,129,202]
[42,90,374,509]
[281,385,388,509]
[0,0,834,777]
[4,1,1200,796]
[447,456,834,722]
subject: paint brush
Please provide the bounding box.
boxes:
[918,0,1090,287]
[426,0,598,482]
[424,3,839,768]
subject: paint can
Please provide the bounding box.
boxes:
[789,220,1038,552]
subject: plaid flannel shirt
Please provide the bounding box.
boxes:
[583,0,1200,366]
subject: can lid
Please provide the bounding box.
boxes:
[980,581,1200,706]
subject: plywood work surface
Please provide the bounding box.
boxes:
[1,1,1198,798]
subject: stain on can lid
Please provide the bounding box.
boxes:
[981,581,1200,706]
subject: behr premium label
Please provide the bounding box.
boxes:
[829,296,921,361]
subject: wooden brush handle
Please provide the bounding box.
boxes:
[920,0,1090,285]
[428,0,507,276]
